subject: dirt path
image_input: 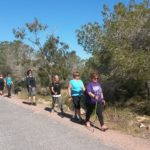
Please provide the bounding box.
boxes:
[2,95,150,150]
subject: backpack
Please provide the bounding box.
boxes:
[6,77,12,86]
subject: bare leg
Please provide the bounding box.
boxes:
[33,96,36,102]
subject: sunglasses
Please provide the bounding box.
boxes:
[76,75,80,77]
[93,77,98,80]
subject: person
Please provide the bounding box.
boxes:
[5,74,13,98]
[68,71,85,121]
[49,75,64,117]
[0,74,5,95]
[85,72,108,131]
[26,70,36,105]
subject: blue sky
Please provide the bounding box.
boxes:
[0,0,142,59]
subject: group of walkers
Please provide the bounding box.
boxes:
[49,71,108,131]
[0,69,108,131]
[68,71,108,131]
[0,73,13,97]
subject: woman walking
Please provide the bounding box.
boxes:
[49,75,64,117]
[26,70,36,105]
[85,72,108,131]
[68,71,85,121]
[0,74,5,95]
[5,74,13,98]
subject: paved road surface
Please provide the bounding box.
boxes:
[0,97,118,150]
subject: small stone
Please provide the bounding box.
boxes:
[139,123,146,128]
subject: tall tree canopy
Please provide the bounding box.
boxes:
[0,41,33,80]
[77,0,150,99]
[13,18,81,86]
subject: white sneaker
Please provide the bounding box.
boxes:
[51,109,54,113]
[78,117,83,122]
[72,115,78,120]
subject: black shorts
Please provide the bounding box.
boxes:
[72,96,81,109]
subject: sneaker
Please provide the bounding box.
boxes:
[33,102,37,106]
[72,115,78,120]
[51,109,54,113]
[78,117,84,122]
[60,112,64,118]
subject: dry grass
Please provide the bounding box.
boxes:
[103,106,150,139]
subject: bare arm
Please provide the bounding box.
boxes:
[88,92,101,101]
[68,83,72,97]
[51,86,55,94]
[88,92,96,99]
[100,90,106,105]
[82,84,85,92]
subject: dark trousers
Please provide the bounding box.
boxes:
[7,85,12,97]
[86,102,104,126]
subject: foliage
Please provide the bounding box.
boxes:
[76,0,150,101]
[0,41,33,80]
[13,18,81,86]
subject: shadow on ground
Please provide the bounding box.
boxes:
[22,101,32,105]
[44,107,85,125]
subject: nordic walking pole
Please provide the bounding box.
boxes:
[91,101,98,132]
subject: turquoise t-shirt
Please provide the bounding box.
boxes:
[6,77,12,86]
[70,79,84,96]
